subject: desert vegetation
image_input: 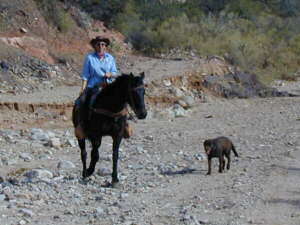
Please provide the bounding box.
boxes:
[61,0,300,84]
[3,0,300,83]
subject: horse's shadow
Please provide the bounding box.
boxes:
[79,177,117,188]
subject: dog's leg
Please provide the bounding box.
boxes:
[207,158,212,175]
[219,156,223,173]
[226,153,231,170]
[222,154,226,171]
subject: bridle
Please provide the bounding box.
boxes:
[127,77,144,116]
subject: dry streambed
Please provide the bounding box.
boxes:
[0,96,299,225]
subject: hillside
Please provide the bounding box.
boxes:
[0,0,130,94]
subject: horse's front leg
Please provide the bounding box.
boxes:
[78,139,87,178]
[86,137,102,177]
[112,136,122,186]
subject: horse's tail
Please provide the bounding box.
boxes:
[232,144,239,157]
[72,104,79,127]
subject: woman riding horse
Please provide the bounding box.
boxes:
[73,71,147,187]
[76,36,118,128]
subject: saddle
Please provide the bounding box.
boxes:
[75,93,133,139]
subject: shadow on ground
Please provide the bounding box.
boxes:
[267,198,300,209]
[160,167,204,176]
[270,164,300,176]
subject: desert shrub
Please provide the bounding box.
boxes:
[0,16,8,32]
[225,0,265,20]
[67,0,299,84]
[114,1,149,51]
[153,14,194,51]
[268,0,300,17]
[72,0,125,26]
[56,11,76,32]
[289,34,300,54]
[34,0,75,32]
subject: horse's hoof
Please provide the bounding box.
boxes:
[111,182,122,189]
[85,168,94,177]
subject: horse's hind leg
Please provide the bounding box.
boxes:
[78,139,87,178]
[86,137,102,177]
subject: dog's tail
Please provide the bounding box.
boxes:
[232,144,239,157]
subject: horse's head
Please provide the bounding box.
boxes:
[127,72,147,119]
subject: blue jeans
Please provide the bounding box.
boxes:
[75,87,101,125]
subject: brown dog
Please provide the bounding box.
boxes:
[203,136,238,175]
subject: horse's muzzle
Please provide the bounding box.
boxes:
[137,110,147,119]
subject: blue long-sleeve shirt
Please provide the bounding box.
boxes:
[81,52,118,88]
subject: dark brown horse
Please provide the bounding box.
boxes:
[72,73,147,187]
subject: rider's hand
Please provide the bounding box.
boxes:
[100,82,108,88]
[105,72,112,78]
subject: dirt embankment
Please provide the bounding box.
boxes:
[0,54,299,130]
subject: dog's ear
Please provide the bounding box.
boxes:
[204,139,211,146]
[203,140,211,151]
[139,71,145,79]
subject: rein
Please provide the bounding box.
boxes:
[92,107,128,118]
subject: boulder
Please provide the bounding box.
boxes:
[202,72,298,98]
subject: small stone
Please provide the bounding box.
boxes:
[0,194,6,201]
[20,27,28,33]
[19,208,34,217]
[24,169,53,179]
[19,220,27,225]
[163,79,172,86]
[48,138,61,148]
[119,193,129,199]
[66,138,77,147]
[173,104,186,118]
[57,160,75,169]
[19,153,32,162]
[95,207,105,215]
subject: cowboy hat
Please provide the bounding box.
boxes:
[90,36,110,47]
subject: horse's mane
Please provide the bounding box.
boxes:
[96,73,130,98]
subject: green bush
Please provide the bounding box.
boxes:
[80,0,300,84]
[56,11,76,32]
[0,16,7,32]
[34,0,75,32]
[289,34,300,54]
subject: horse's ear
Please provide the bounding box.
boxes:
[139,72,145,79]
[129,72,134,77]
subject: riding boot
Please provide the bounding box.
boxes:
[77,88,93,129]
[87,87,100,121]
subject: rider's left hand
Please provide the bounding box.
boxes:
[100,82,108,88]
[105,72,112,78]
